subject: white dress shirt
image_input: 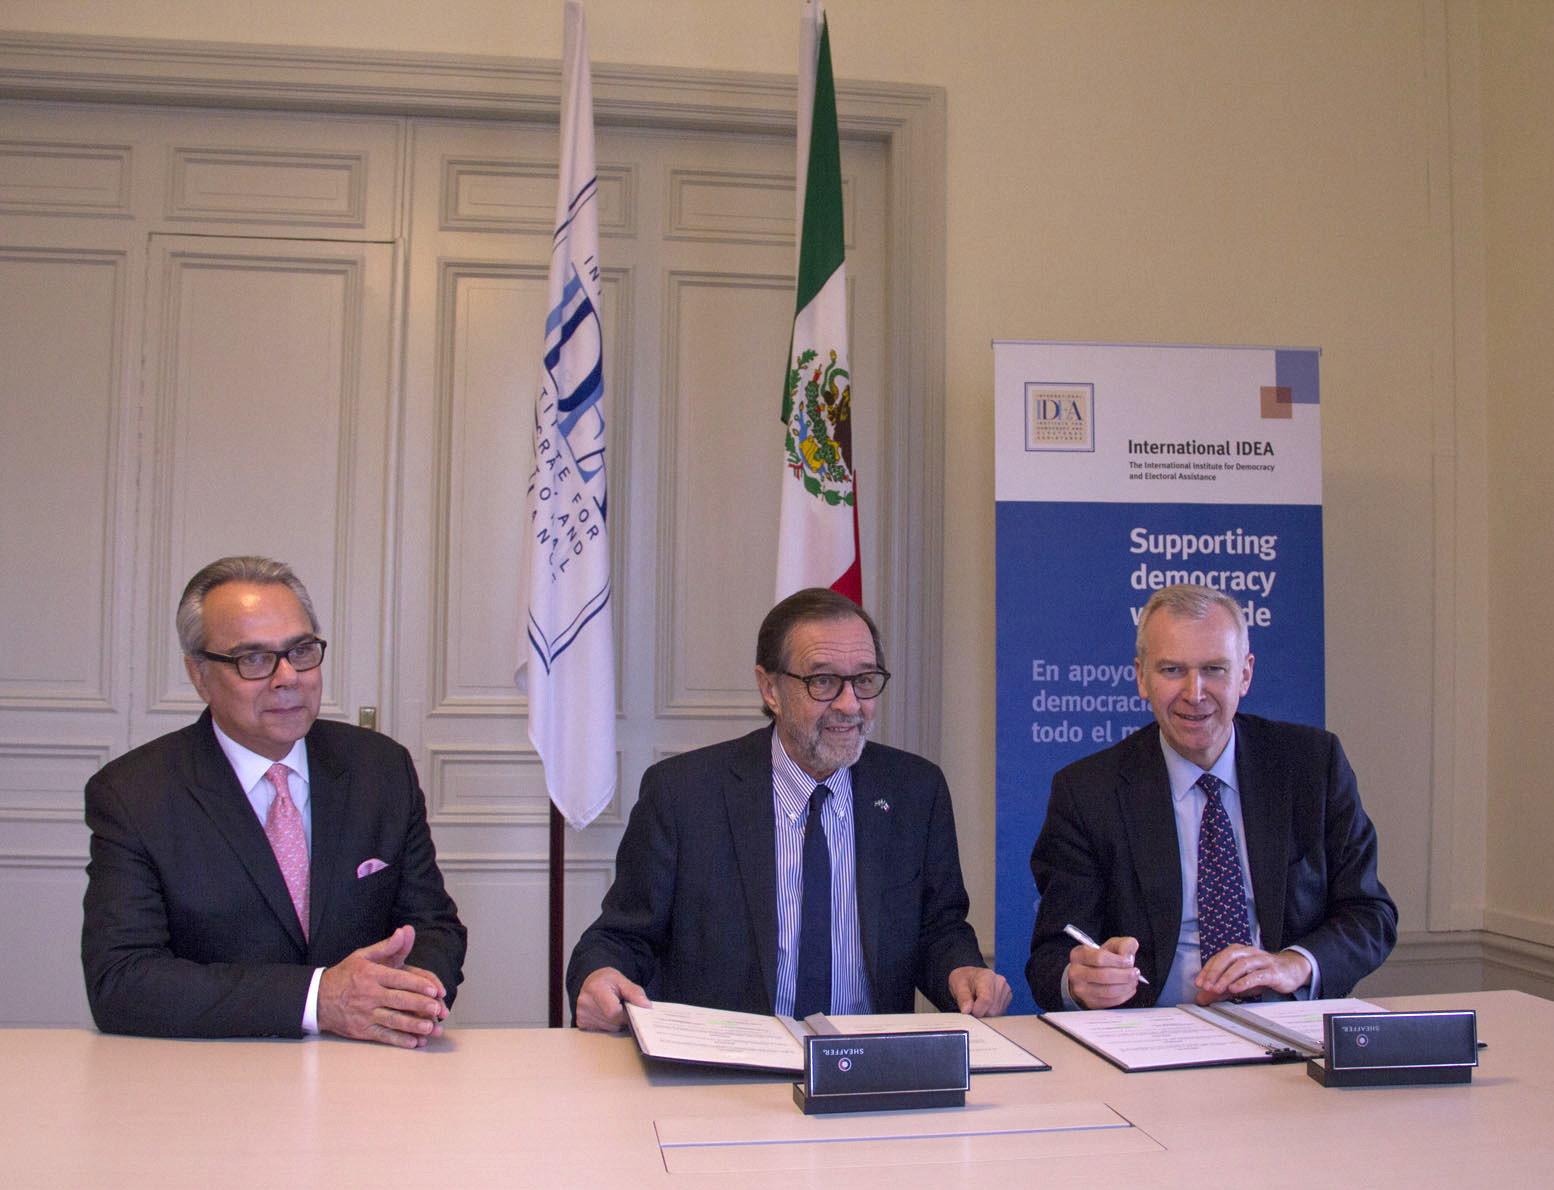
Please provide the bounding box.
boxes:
[210,721,324,1033]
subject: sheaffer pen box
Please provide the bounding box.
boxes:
[1308,1009,1478,1087]
[794,1029,970,1114]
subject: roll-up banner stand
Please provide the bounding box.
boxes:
[993,341,1324,1014]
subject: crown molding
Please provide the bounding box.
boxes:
[0,29,934,137]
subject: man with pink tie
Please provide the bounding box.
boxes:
[82,556,465,1047]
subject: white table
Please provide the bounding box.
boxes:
[6,990,1549,1187]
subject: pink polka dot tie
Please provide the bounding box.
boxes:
[1196,772,1251,961]
[264,763,310,940]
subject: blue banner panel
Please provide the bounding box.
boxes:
[994,499,1324,1013]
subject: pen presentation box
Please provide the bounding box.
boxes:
[1307,1009,1478,1087]
[794,1029,969,1114]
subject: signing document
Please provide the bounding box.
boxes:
[625,1001,1047,1074]
[1042,997,1383,1072]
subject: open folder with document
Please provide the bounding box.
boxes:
[1040,996,1385,1072]
[625,1001,1049,1074]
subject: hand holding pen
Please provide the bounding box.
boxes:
[1064,923,1149,1009]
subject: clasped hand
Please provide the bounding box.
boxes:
[1192,943,1310,1004]
[318,924,449,1048]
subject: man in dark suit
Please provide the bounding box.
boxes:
[1026,583,1396,1012]
[567,588,1010,1030]
[82,556,466,1046]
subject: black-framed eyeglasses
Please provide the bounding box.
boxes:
[780,669,891,702]
[198,638,327,681]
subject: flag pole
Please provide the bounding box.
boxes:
[549,803,565,1026]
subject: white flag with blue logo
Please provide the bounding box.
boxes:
[518,0,615,831]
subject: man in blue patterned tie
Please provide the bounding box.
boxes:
[1026,583,1396,1011]
[568,587,1011,1031]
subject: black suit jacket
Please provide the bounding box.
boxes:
[566,726,987,1017]
[1026,714,1396,1011]
[82,710,466,1037]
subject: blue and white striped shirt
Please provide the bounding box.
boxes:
[770,732,872,1017]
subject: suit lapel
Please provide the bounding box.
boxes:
[849,746,887,995]
[183,712,307,952]
[723,728,779,1011]
[304,724,348,955]
[1234,717,1290,950]
[1116,727,1183,988]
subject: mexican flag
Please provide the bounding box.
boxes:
[775,1,860,604]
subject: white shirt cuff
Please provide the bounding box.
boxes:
[1059,965,1082,1010]
[302,967,324,1033]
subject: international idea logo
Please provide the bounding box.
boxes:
[1024,381,1095,453]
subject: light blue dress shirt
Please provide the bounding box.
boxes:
[1156,728,1319,1006]
[770,732,872,1017]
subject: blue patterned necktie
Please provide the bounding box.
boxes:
[1196,772,1251,961]
[793,783,832,1019]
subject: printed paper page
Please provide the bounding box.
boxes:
[1042,1006,1273,1070]
[625,1001,804,1072]
[825,1012,1049,1072]
[1211,997,1385,1052]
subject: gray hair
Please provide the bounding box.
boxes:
[1135,583,1249,662]
[176,555,320,656]
[755,588,884,720]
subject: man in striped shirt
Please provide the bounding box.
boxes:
[567,587,1010,1031]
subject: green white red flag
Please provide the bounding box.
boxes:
[776,1,860,603]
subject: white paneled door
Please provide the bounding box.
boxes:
[0,72,926,1027]
[134,234,395,746]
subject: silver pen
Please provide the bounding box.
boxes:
[1063,922,1150,985]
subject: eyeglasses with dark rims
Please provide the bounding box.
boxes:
[197,638,327,681]
[779,669,891,702]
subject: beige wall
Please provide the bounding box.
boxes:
[1483,0,1554,952]
[3,0,1546,975]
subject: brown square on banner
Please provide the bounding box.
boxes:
[1261,385,1294,419]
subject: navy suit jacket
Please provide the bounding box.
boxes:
[82,710,466,1038]
[1026,714,1396,1011]
[566,726,986,1017]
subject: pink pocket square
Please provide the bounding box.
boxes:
[356,858,389,878]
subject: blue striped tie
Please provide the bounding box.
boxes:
[793,783,832,1019]
[1196,773,1252,961]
